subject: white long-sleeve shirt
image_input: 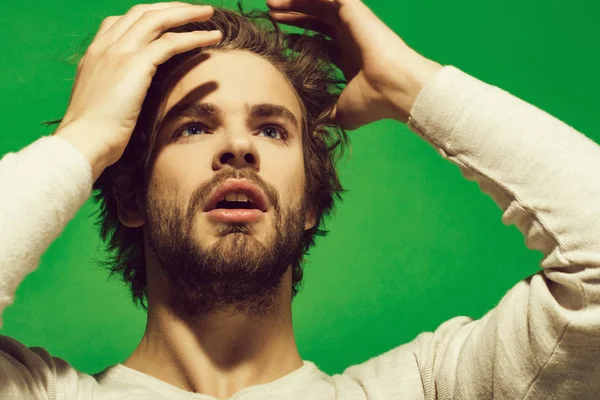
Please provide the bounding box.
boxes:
[1,65,600,399]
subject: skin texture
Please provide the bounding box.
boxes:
[118,50,316,397]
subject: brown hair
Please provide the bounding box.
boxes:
[51,3,349,310]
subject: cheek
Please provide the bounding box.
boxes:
[156,143,213,177]
[257,141,306,200]
[150,147,212,202]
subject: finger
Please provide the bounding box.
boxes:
[329,103,339,125]
[144,29,223,66]
[332,99,361,131]
[328,102,362,131]
[95,2,191,47]
[269,11,337,39]
[115,5,216,52]
[93,15,121,42]
[267,0,339,25]
[76,14,121,70]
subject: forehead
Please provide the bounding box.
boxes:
[162,50,303,124]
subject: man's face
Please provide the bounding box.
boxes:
[138,50,315,318]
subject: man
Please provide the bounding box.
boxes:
[1,1,599,399]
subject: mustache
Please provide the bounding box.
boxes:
[188,167,280,217]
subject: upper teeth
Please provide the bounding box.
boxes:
[223,193,252,202]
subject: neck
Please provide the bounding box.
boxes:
[122,270,303,399]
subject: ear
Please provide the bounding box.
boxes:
[114,190,145,228]
[304,207,317,231]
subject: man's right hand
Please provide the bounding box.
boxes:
[54,2,222,182]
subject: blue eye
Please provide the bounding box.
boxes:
[174,123,287,141]
[180,124,206,137]
[259,125,286,140]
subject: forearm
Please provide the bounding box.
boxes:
[0,136,93,327]
[405,66,600,397]
[388,50,444,124]
[407,66,600,261]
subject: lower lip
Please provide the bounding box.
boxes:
[205,209,265,223]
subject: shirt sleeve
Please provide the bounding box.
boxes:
[343,66,600,399]
[0,135,93,399]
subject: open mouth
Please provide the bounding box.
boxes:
[216,201,256,209]
[205,181,268,223]
[214,194,260,210]
[204,180,268,213]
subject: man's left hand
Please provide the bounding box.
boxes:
[267,0,443,129]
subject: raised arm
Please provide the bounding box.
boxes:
[0,3,225,398]
[268,0,600,397]
[0,2,223,326]
[403,65,600,399]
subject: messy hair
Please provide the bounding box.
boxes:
[49,3,349,310]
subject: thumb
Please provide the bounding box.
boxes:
[332,89,370,131]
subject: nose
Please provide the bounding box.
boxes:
[212,130,260,172]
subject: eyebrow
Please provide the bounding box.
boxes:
[162,102,222,127]
[161,102,300,130]
[247,103,299,129]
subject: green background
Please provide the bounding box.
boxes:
[1,0,598,376]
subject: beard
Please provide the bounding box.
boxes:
[143,167,306,320]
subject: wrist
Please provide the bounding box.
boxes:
[53,121,111,182]
[390,52,443,123]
